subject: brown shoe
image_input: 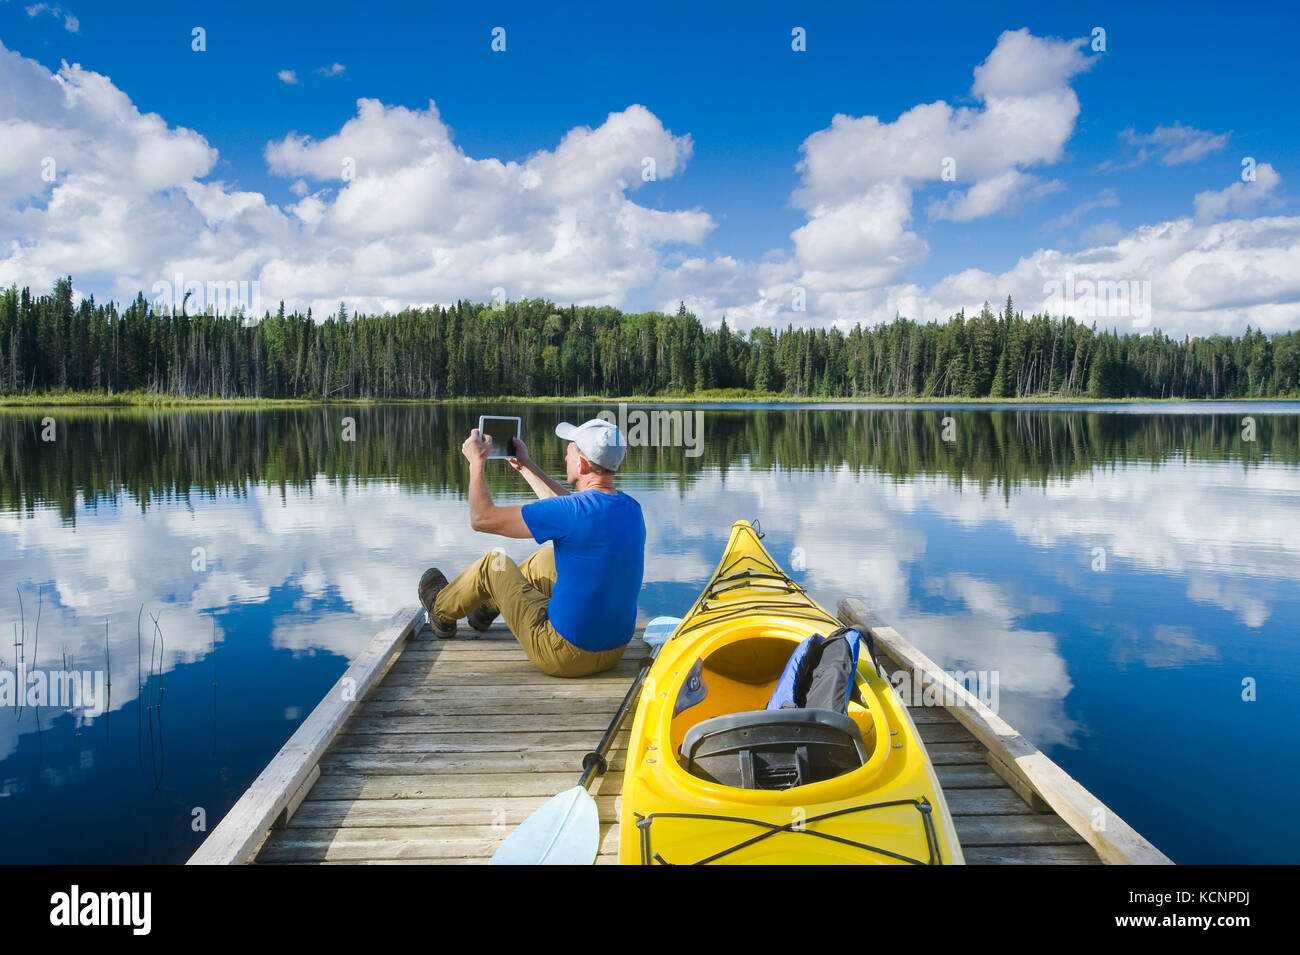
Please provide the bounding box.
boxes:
[467,605,499,632]
[418,568,457,638]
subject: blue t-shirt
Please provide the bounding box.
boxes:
[520,489,645,652]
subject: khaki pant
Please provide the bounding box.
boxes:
[433,545,626,678]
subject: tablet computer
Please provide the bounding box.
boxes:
[477,415,521,459]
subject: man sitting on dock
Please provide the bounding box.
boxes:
[419,419,645,678]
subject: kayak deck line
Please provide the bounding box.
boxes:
[188,608,648,865]
[191,598,1170,865]
[836,598,1174,865]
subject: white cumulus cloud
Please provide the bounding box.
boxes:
[24,2,78,33]
[1193,162,1282,222]
[929,169,1064,222]
[1105,122,1231,169]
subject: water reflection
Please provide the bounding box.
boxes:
[0,402,1297,863]
[3,404,1296,521]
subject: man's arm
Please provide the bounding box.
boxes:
[462,431,534,539]
[506,438,568,499]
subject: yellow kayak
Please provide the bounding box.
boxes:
[618,520,964,865]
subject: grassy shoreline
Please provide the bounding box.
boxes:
[1,389,1297,409]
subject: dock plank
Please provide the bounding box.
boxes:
[356,698,637,717]
[258,824,621,863]
[330,731,624,753]
[310,771,625,800]
[309,771,623,801]
[924,741,992,765]
[963,844,1103,865]
[318,749,627,778]
[934,764,1012,789]
[402,647,650,661]
[898,708,959,724]
[954,814,1089,847]
[367,684,635,701]
[384,662,645,684]
[287,796,622,828]
[942,788,1043,816]
[342,713,620,734]
[916,721,981,744]
[380,671,643,687]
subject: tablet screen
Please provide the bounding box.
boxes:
[477,416,521,458]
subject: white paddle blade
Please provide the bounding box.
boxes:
[642,615,682,648]
[489,786,600,865]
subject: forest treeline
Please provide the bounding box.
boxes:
[2,278,1298,399]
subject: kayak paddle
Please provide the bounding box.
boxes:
[489,615,680,865]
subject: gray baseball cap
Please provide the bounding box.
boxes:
[555,418,627,471]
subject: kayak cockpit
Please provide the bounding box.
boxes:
[680,708,869,789]
[667,630,881,790]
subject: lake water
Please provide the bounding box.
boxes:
[2,401,1298,864]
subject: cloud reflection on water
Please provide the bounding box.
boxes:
[3,453,1297,763]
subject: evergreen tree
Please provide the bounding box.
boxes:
[1088,334,1117,397]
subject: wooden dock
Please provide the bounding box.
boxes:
[189,601,1171,865]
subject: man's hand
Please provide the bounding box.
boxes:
[462,428,492,466]
[462,428,532,538]
[505,436,532,473]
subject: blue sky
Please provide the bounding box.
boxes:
[2,0,1298,335]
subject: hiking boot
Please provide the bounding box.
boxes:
[418,567,457,638]
[467,605,499,632]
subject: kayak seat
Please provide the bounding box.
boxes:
[679,708,868,790]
